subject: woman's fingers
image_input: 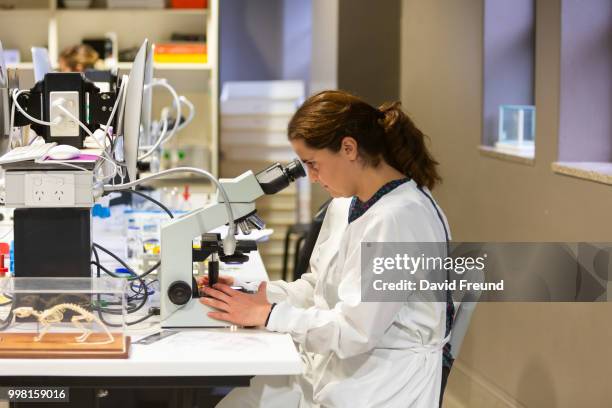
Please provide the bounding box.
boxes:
[207,311,236,323]
[213,283,242,297]
[219,276,235,285]
[201,286,232,304]
[200,297,232,313]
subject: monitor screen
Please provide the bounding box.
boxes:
[0,41,9,143]
[140,45,154,148]
[31,47,52,83]
[123,39,148,183]
[0,40,7,88]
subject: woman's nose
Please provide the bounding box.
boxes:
[308,170,318,183]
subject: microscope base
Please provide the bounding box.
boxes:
[161,298,232,328]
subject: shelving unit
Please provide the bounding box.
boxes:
[0,0,219,176]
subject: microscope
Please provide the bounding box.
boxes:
[160,159,305,328]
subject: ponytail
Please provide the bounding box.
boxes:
[378,101,441,189]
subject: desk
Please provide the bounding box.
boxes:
[0,250,303,407]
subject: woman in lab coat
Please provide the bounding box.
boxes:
[200,90,451,408]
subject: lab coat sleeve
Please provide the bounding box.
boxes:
[233,272,318,307]
[266,208,423,359]
[263,198,348,308]
[265,271,318,307]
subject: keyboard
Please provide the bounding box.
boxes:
[0,143,57,165]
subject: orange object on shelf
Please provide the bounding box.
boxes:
[153,42,207,64]
[154,43,207,55]
[170,0,207,8]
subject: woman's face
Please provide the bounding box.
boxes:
[290,138,358,198]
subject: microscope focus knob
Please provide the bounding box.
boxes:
[168,281,191,305]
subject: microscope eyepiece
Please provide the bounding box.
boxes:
[284,159,306,181]
[256,158,306,195]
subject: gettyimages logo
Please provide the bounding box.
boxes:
[372,253,487,275]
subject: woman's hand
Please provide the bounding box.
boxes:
[196,274,235,294]
[199,282,272,327]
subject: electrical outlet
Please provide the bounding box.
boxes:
[49,91,80,138]
[24,173,76,207]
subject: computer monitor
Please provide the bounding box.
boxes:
[0,41,7,88]
[31,47,52,83]
[123,39,148,183]
[140,44,154,147]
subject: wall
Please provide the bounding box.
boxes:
[400,0,612,407]
[219,0,284,84]
[282,0,312,86]
[337,0,400,106]
[219,0,311,86]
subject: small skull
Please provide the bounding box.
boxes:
[13,307,34,318]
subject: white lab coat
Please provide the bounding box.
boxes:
[218,180,450,408]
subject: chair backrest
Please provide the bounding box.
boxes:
[448,267,483,359]
[293,199,332,280]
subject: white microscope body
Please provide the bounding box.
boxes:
[160,160,305,328]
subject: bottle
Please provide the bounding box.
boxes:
[169,187,180,211]
[141,223,159,255]
[126,219,143,260]
[179,185,192,211]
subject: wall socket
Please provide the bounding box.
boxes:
[49,91,80,137]
[24,173,76,207]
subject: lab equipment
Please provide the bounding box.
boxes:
[159,159,305,328]
[11,71,117,148]
[13,208,92,277]
[0,277,129,358]
[83,69,117,93]
[1,39,148,281]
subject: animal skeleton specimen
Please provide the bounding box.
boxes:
[12,304,114,344]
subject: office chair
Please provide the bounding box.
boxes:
[281,199,332,282]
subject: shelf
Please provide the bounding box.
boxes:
[6,62,211,72]
[1,0,219,176]
[55,8,207,16]
[6,63,34,70]
[0,9,51,14]
[478,145,535,166]
[116,62,212,71]
[552,162,612,186]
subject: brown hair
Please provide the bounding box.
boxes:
[288,90,441,189]
[59,44,99,72]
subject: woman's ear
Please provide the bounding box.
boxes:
[340,136,359,161]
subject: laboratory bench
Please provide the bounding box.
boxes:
[0,250,303,408]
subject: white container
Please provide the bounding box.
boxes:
[221,80,305,101]
[220,99,300,116]
[220,114,293,132]
[221,130,290,147]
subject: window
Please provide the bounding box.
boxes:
[553,0,612,184]
[481,0,536,160]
